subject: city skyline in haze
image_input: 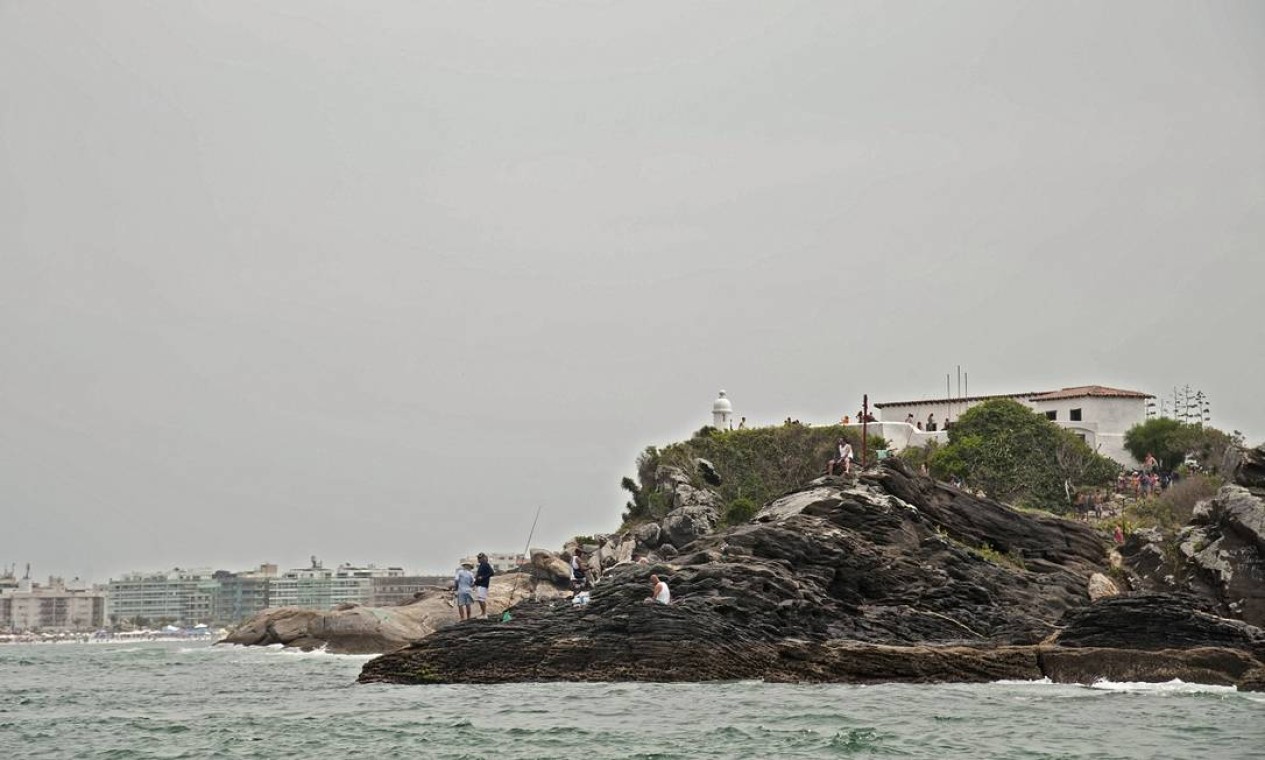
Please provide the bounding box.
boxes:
[3,2,1263,582]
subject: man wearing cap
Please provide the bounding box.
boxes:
[453,562,476,621]
[474,552,495,618]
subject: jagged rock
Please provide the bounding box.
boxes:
[1228,444,1265,491]
[530,549,572,585]
[1087,573,1120,601]
[615,538,636,565]
[660,505,719,549]
[1214,485,1265,552]
[633,522,662,550]
[596,537,619,569]
[653,465,692,496]
[696,458,722,486]
[656,543,678,559]
[1177,485,1265,626]
[1121,531,1168,580]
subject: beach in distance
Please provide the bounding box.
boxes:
[2,640,1262,759]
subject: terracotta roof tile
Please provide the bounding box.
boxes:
[1028,385,1153,401]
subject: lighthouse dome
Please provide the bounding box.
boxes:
[712,390,733,413]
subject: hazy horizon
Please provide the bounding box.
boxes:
[2,1,1262,583]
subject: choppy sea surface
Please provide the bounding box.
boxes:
[1,641,1262,759]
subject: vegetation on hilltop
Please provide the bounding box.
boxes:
[621,424,888,526]
[1123,418,1244,474]
[927,399,1119,513]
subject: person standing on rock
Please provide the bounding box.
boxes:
[570,549,589,590]
[474,552,494,619]
[648,574,671,605]
[454,562,476,621]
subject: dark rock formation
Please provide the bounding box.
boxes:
[696,458,722,486]
[1038,647,1261,687]
[359,458,1265,687]
[1227,444,1265,492]
[1054,593,1265,653]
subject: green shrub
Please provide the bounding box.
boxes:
[928,399,1118,513]
[621,424,885,518]
[725,497,759,526]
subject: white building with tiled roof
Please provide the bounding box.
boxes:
[873,385,1153,466]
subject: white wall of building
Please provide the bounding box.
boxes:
[1028,396,1147,465]
[875,391,1148,467]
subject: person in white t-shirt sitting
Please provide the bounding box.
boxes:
[647,574,670,605]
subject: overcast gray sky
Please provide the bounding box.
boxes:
[2,1,1262,582]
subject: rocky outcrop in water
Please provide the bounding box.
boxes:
[358,453,1265,686]
[356,445,1265,687]
[221,573,566,654]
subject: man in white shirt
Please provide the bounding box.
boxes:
[648,574,670,605]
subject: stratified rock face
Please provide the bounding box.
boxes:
[359,461,1135,683]
[1054,593,1265,652]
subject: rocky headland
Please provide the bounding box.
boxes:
[358,445,1265,689]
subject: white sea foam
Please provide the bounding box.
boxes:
[1087,678,1238,694]
[205,641,377,660]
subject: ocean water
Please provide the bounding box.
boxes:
[1,642,1262,759]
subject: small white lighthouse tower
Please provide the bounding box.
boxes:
[712,390,733,430]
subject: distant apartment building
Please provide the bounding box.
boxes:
[0,571,107,632]
[368,575,448,607]
[269,559,409,609]
[107,567,219,625]
[104,559,437,625]
[458,553,527,574]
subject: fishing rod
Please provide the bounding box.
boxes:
[508,505,542,605]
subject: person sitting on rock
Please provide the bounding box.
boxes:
[647,574,671,605]
[827,438,854,476]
